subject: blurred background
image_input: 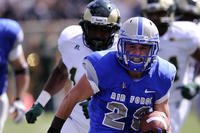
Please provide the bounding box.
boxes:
[2,0,200,132]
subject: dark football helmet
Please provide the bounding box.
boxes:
[141,0,176,35]
[79,0,121,51]
[176,0,200,23]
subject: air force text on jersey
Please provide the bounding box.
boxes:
[111,92,152,105]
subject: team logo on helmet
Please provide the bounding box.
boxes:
[79,0,121,51]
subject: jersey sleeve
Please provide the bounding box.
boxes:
[83,51,110,93]
[9,44,23,61]
[155,58,177,104]
[58,25,82,56]
[57,25,83,67]
[172,21,200,54]
[185,23,200,53]
[5,19,24,60]
[83,58,100,94]
[9,29,24,61]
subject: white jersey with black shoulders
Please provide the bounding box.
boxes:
[58,25,118,133]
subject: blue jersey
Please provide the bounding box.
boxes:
[84,51,176,133]
[0,18,22,95]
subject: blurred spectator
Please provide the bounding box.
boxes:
[0,0,91,20]
[0,0,33,20]
[111,0,141,22]
[51,0,90,19]
[23,0,56,20]
[0,0,142,21]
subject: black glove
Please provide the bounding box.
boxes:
[180,82,200,100]
[25,103,44,123]
[47,116,65,133]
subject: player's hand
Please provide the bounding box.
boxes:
[9,100,26,123]
[25,103,43,123]
[143,128,167,133]
[179,83,200,100]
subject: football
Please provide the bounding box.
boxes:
[140,111,170,133]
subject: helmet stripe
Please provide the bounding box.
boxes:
[137,17,143,35]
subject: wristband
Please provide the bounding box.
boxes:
[50,116,65,131]
[35,90,51,107]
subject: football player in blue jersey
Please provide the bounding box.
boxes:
[0,18,30,133]
[48,17,176,133]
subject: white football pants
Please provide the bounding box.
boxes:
[0,92,9,133]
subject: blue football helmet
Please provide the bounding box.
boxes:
[117,17,159,72]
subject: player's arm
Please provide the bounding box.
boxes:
[9,46,30,101]
[9,44,30,123]
[154,99,171,133]
[180,48,200,100]
[25,59,69,124]
[43,59,69,95]
[47,74,93,133]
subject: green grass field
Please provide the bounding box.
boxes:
[180,110,200,133]
[4,112,53,133]
[3,110,200,133]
